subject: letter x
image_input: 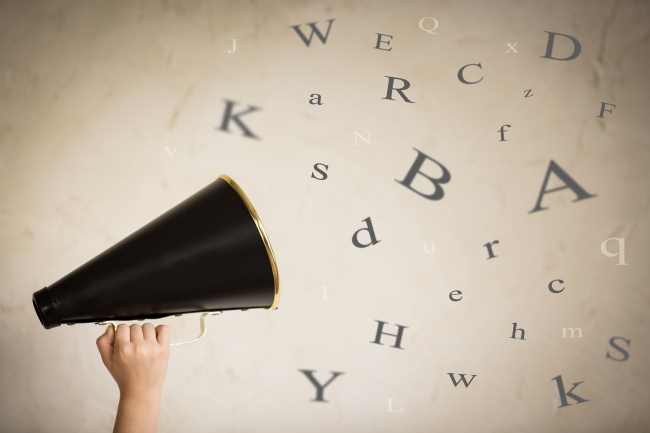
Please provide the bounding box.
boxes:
[506,42,518,54]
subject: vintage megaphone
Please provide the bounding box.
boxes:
[32,175,279,344]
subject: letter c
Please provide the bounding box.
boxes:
[548,279,565,293]
[457,63,483,84]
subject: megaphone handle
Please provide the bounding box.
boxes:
[96,311,222,347]
[170,311,221,347]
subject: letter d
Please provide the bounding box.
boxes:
[352,217,381,248]
[541,31,582,61]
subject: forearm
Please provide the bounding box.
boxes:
[113,391,162,433]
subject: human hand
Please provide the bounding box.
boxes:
[96,323,170,400]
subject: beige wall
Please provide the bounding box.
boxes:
[1,0,649,432]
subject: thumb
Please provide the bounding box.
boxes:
[96,325,115,368]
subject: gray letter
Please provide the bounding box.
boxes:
[375,33,393,51]
[298,369,344,402]
[541,31,582,61]
[552,375,589,408]
[218,99,261,139]
[483,240,499,259]
[457,63,483,84]
[447,373,477,388]
[606,336,630,361]
[370,320,408,349]
[548,279,565,293]
[309,93,323,105]
[598,102,616,118]
[449,290,463,302]
[529,160,596,213]
[511,322,526,340]
[395,147,451,200]
[352,217,380,248]
[291,19,335,47]
[383,76,414,103]
[498,124,511,142]
[311,163,329,180]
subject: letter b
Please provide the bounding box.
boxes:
[395,147,451,201]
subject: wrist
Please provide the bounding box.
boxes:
[114,386,163,433]
[119,386,163,405]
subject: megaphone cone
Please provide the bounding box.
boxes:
[32,175,279,329]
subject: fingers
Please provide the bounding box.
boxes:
[96,325,115,367]
[155,324,170,346]
[142,322,156,341]
[104,322,168,348]
[116,324,131,346]
[130,324,144,342]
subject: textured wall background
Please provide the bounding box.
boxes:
[1,0,649,432]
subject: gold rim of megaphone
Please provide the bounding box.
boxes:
[219,175,280,310]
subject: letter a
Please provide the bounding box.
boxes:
[308,93,323,105]
[291,19,335,47]
[529,160,595,213]
[395,147,451,201]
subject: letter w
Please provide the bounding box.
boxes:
[291,19,335,46]
[447,373,477,388]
